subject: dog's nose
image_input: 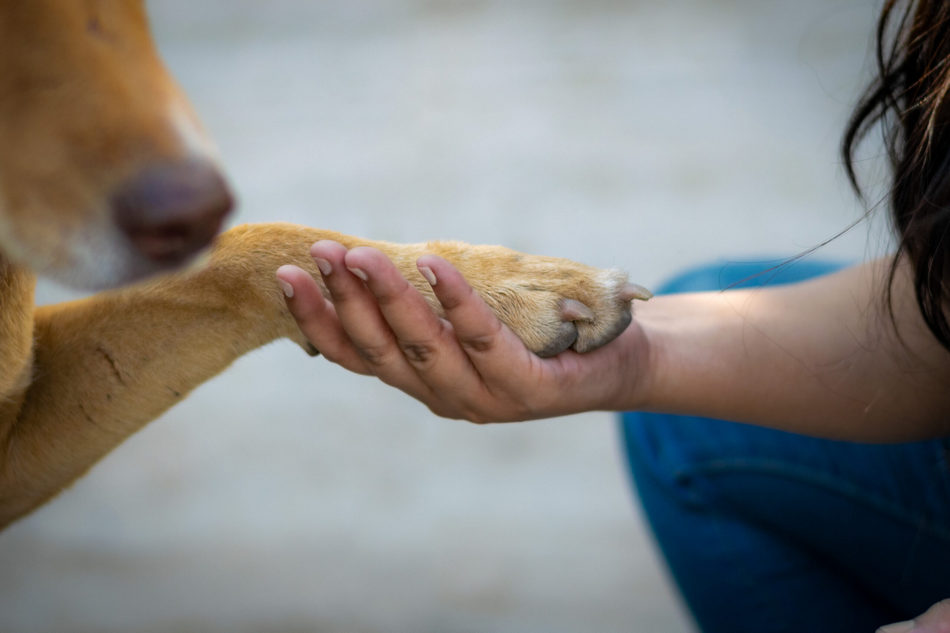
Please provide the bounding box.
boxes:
[112,160,234,266]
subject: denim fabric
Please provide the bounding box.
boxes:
[619,259,950,633]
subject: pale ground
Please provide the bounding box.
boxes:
[0,1,886,632]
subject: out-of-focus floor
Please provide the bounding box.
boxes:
[0,1,884,632]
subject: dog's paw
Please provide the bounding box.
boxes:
[213,224,649,358]
[433,243,651,357]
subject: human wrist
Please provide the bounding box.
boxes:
[614,291,730,416]
[590,297,665,413]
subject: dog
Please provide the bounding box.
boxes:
[0,1,647,528]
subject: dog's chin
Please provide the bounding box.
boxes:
[11,233,213,291]
[0,207,217,289]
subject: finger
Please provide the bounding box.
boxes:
[343,247,482,396]
[275,265,371,374]
[415,254,548,387]
[310,242,442,403]
[309,240,405,372]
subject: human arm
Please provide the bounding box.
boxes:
[278,247,950,441]
[637,257,950,441]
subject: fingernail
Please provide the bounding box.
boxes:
[277,279,294,299]
[347,267,369,282]
[313,257,332,277]
[418,265,437,286]
[878,621,916,633]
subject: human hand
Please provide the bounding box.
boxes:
[275,241,649,422]
[878,599,950,633]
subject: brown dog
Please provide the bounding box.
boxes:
[0,2,647,528]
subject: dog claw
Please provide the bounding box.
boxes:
[620,283,652,302]
[560,299,596,323]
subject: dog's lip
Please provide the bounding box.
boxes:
[125,210,228,266]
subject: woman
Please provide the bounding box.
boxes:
[275,0,950,630]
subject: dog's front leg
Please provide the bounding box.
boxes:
[0,224,324,527]
[0,222,641,526]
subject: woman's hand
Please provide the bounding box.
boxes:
[275,241,649,423]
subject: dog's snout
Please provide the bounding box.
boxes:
[112,161,233,266]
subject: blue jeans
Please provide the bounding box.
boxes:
[620,259,950,633]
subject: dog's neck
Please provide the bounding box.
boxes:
[0,255,36,407]
[0,254,35,302]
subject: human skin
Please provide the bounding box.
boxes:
[276,241,950,629]
[276,243,950,442]
[878,599,950,632]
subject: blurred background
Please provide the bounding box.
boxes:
[0,1,887,631]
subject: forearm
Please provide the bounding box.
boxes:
[628,258,950,441]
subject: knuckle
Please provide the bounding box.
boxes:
[459,327,500,354]
[357,343,393,368]
[400,341,437,365]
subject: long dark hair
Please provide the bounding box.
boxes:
[843,0,950,350]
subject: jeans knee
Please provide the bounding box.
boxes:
[620,411,708,505]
